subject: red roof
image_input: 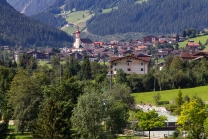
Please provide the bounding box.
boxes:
[187,42,199,47]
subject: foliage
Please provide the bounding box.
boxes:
[177,99,207,139]
[153,93,161,105]
[87,0,208,36]
[33,85,73,139]
[109,84,135,108]
[137,110,167,139]
[106,100,129,134]
[71,91,105,139]
[78,53,92,80]
[8,70,45,133]
[115,69,127,84]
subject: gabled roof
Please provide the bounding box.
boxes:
[109,54,151,62]
[80,38,93,44]
[187,42,199,47]
[180,51,208,59]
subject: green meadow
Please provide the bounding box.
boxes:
[132,85,208,104]
[178,35,208,48]
[61,10,93,34]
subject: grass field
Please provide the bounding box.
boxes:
[132,85,208,105]
[178,35,208,48]
[61,10,93,34]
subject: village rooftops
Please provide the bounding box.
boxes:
[110,54,151,62]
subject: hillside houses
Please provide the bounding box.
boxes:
[9,31,208,75]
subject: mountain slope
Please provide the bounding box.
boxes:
[6,0,56,16]
[87,0,208,35]
[0,0,74,47]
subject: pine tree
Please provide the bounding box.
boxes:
[79,53,92,80]
[33,98,73,139]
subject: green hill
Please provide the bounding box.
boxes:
[178,35,208,48]
[0,0,74,48]
[132,86,208,105]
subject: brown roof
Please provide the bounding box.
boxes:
[80,38,93,44]
[180,52,208,59]
[109,55,151,62]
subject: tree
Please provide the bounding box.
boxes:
[115,69,127,84]
[137,110,167,139]
[19,53,38,70]
[79,53,92,80]
[33,93,73,139]
[71,91,105,139]
[109,84,134,108]
[176,34,179,42]
[8,70,44,133]
[170,56,183,70]
[174,88,184,115]
[153,93,161,105]
[177,99,207,139]
[106,100,129,135]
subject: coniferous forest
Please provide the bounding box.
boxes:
[0,0,74,48]
[87,0,208,36]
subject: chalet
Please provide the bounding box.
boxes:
[109,54,151,75]
[180,52,208,61]
[157,51,168,59]
[186,42,200,52]
[142,35,158,43]
[27,51,47,61]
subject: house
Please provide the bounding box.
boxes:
[142,35,159,43]
[109,54,151,75]
[27,51,47,61]
[180,51,208,61]
[157,51,168,59]
[186,42,200,52]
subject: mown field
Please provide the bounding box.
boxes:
[178,35,208,48]
[132,85,208,105]
[61,10,93,34]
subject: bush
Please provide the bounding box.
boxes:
[158,101,169,105]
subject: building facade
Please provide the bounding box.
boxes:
[109,54,151,75]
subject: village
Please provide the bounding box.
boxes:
[4,27,205,76]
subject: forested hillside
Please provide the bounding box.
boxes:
[87,0,208,36]
[6,0,56,16]
[63,0,136,11]
[0,0,74,48]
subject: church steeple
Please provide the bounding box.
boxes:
[74,26,81,49]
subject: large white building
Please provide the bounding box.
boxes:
[109,54,151,75]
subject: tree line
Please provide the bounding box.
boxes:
[1,49,208,138]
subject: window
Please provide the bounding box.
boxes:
[128,68,131,71]
[141,62,144,66]
[114,68,116,71]
[141,68,144,71]
[127,63,130,66]
[114,63,117,66]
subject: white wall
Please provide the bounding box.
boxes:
[111,57,149,75]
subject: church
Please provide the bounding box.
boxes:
[72,26,94,52]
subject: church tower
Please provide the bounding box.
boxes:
[74,26,80,49]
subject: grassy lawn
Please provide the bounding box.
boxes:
[178,35,208,48]
[132,85,208,104]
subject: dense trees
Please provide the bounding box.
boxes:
[87,0,208,36]
[0,0,74,48]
